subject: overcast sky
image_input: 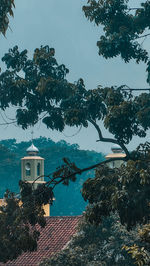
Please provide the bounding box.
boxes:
[0,0,149,154]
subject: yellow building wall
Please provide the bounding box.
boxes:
[43,204,50,216]
[0,199,50,217]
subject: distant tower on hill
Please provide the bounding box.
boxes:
[21,143,45,187]
[105,144,126,168]
[21,143,50,216]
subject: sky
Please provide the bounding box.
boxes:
[0,0,149,154]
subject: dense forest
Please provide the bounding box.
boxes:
[0,137,104,216]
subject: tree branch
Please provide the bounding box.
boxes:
[88,118,130,158]
[120,85,150,91]
[136,33,150,39]
[128,8,142,11]
[28,156,127,202]
[121,88,150,91]
[48,156,127,190]
[0,121,17,126]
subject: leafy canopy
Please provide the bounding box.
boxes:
[83,1,150,65]
[1,1,150,264]
[1,45,150,148]
[0,0,15,36]
[0,188,46,263]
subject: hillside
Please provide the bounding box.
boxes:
[0,137,104,216]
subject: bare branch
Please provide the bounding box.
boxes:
[118,85,150,91]
[88,118,130,158]
[128,8,142,11]
[0,121,17,126]
[121,88,150,91]
[48,156,127,190]
[136,33,150,39]
[20,156,127,211]
[31,156,128,190]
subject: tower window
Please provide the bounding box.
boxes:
[25,163,31,176]
[37,163,41,176]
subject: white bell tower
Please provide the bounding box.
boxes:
[21,143,45,188]
[105,144,126,168]
[21,143,50,216]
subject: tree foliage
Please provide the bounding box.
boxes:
[0,188,46,263]
[1,0,150,264]
[0,0,15,36]
[82,142,150,230]
[40,214,137,266]
[83,1,150,70]
[1,45,150,154]
[81,1,150,263]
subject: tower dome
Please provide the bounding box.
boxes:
[111,144,123,154]
[26,143,39,156]
[22,143,44,184]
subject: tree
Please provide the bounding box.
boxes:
[1,0,150,264]
[0,188,46,263]
[83,1,150,67]
[81,1,150,264]
[40,214,137,266]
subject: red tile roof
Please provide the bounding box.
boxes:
[1,216,81,266]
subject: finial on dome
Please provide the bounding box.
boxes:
[26,143,39,156]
